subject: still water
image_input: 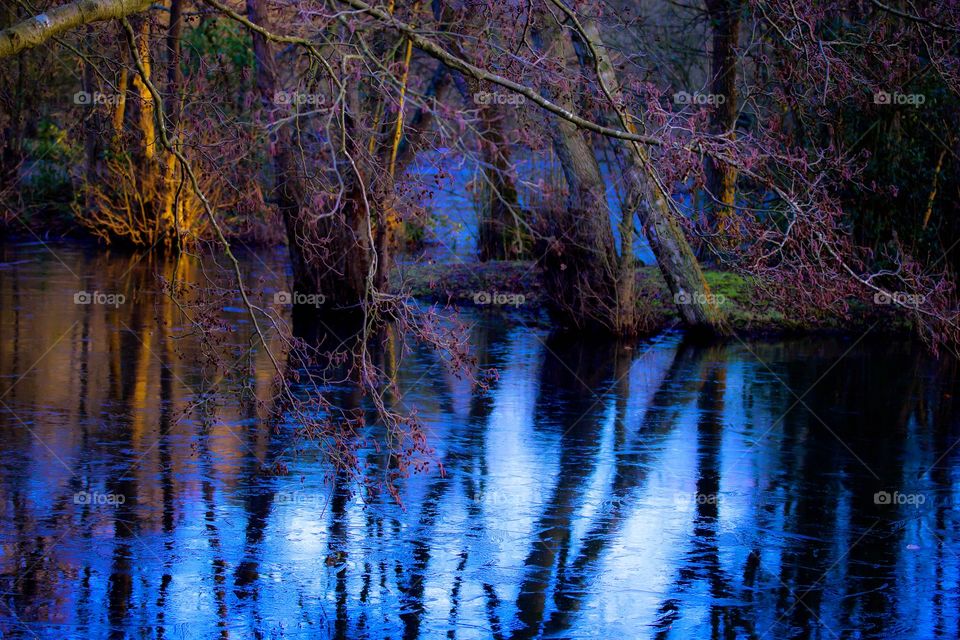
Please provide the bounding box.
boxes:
[0,241,958,639]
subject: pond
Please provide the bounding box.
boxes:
[0,240,958,639]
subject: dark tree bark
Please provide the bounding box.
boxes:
[0,3,25,193]
[166,0,184,126]
[245,0,275,101]
[704,0,740,243]
[448,63,527,262]
[246,0,377,318]
[82,26,101,185]
[534,19,623,332]
[476,99,527,262]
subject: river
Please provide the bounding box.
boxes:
[0,240,957,639]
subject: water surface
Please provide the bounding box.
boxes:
[0,241,958,639]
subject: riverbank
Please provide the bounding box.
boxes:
[395,259,901,338]
[0,234,905,339]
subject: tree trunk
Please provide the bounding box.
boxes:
[575,10,727,334]
[445,24,527,262]
[245,0,276,101]
[129,17,155,163]
[246,0,375,318]
[626,158,723,330]
[159,0,185,244]
[82,26,101,185]
[166,0,183,123]
[476,99,526,262]
[704,0,740,245]
[111,51,128,150]
[534,20,623,332]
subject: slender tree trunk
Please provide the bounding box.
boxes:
[111,45,128,151]
[82,26,101,185]
[384,61,455,258]
[626,158,722,330]
[159,0,185,244]
[393,62,451,175]
[246,0,306,297]
[166,0,183,123]
[704,0,740,245]
[476,100,526,261]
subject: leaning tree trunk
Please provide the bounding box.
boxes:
[704,0,740,247]
[246,0,304,298]
[0,0,152,59]
[573,8,727,334]
[626,159,723,331]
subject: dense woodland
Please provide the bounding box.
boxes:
[2,0,959,336]
[1,0,960,460]
[1,4,960,634]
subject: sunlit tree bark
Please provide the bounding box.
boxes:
[0,0,151,59]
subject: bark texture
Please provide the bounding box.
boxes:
[0,0,151,59]
[246,0,375,317]
[476,100,527,262]
[535,19,623,332]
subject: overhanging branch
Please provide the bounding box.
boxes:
[0,0,151,59]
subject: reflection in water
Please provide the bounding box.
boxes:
[0,242,959,638]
